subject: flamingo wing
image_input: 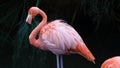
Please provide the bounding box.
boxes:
[41,20,84,54]
[39,20,95,63]
[40,20,82,54]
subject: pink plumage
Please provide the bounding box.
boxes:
[39,20,84,54]
[101,56,120,68]
[26,7,95,63]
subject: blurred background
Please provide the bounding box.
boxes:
[0,0,120,68]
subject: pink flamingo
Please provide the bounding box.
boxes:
[26,7,95,68]
[101,56,120,68]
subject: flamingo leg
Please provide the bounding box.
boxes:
[56,55,64,68]
[60,55,63,68]
[56,55,60,68]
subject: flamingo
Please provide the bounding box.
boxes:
[101,56,120,68]
[26,7,95,68]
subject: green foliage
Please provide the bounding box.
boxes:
[12,0,47,68]
[0,0,47,68]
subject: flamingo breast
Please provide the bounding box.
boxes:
[39,20,84,55]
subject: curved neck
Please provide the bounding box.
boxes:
[29,9,47,47]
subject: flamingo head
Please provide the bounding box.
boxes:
[26,7,40,24]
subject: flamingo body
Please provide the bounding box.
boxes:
[101,56,120,68]
[39,20,85,54]
[26,7,95,63]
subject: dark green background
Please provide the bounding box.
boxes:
[0,0,120,68]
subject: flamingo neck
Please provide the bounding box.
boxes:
[29,9,47,47]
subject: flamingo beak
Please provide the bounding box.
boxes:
[26,13,32,24]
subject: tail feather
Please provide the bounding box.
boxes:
[76,44,95,63]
